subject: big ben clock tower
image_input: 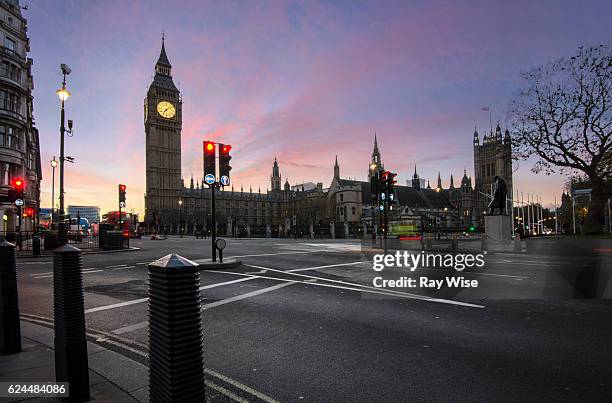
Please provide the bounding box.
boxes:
[144,38,182,225]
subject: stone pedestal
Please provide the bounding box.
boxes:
[330,222,335,239]
[485,215,512,241]
[344,222,350,239]
[309,223,314,239]
[226,218,232,237]
[266,224,271,238]
[246,225,251,238]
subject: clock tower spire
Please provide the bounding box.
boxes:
[144,37,183,226]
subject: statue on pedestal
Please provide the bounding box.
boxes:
[487,176,507,215]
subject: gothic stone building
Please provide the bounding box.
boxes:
[144,41,328,236]
[0,0,41,234]
[144,40,512,236]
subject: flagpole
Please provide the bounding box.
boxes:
[527,194,531,235]
[521,192,525,234]
[554,196,558,235]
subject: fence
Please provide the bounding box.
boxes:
[0,231,100,253]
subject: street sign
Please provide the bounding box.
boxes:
[14,199,24,206]
[215,238,226,250]
[119,201,126,208]
[204,174,216,185]
[379,205,384,211]
[220,175,230,186]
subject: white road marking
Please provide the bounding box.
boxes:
[200,276,257,289]
[202,281,294,310]
[467,271,529,279]
[243,264,484,309]
[112,281,294,334]
[287,261,368,272]
[111,266,136,270]
[106,264,127,268]
[33,268,104,279]
[226,250,315,258]
[85,298,148,314]
[415,267,529,279]
[32,267,99,277]
[205,368,280,403]
[85,277,259,314]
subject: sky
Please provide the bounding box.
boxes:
[25,0,612,215]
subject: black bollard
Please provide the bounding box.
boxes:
[53,244,90,401]
[148,254,204,403]
[0,241,21,355]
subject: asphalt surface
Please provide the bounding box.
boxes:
[14,236,612,402]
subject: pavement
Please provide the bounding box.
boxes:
[6,235,612,402]
[0,320,145,402]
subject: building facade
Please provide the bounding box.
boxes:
[0,0,40,234]
[67,205,100,224]
[143,40,512,236]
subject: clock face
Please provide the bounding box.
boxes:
[157,101,176,119]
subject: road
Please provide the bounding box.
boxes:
[15,237,612,402]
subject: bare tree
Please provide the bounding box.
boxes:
[508,44,611,234]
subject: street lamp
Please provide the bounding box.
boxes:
[178,199,183,238]
[56,64,72,245]
[435,187,441,236]
[50,157,57,225]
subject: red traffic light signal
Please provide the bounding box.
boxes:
[204,141,215,154]
[221,144,231,154]
[24,207,34,217]
[12,177,24,190]
[119,184,127,203]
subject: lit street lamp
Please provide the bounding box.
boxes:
[56,64,73,245]
[50,156,57,224]
[178,199,183,238]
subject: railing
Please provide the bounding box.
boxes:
[0,46,24,61]
[1,231,100,253]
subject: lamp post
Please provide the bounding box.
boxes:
[178,199,183,238]
[50,157,57,225]
[56,65,72,245]
[436,187,441,237]
[369,162,378,244]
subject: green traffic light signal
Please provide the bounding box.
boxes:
[469,226,475,231]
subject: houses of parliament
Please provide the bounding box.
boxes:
[144,40,513,236]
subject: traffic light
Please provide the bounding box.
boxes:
[203,140,216,179]
[386,172,397,199]
[8,177,25,202]
[218,143,232,185]
[119,184,126,203]
[24,207,34,218]
[12,178,24,191]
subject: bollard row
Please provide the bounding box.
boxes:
[0,241,21,355]
[53,244,90,401]
[148,254,205,403]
